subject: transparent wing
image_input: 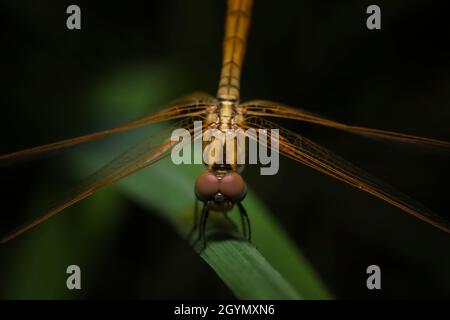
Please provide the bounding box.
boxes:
[1,118,199,243]
[241,100,450,149]
[0,92,215,164]
[242,116,450,234]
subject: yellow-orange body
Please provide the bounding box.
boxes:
[203,0,253,174]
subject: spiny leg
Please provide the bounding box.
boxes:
[186,199,199,242]
[238,207,248,239]
[237,202,251,242]
[197,202,210,249]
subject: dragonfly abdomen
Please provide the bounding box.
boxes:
[216,0,253,102]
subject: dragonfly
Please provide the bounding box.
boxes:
[1,0,450,246]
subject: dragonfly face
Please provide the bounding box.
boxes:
[195,171,247,211]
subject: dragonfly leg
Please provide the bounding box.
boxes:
[237,202,251,242]
[186,200,199,242]
[238,208,248,239]
[197,202,210,250]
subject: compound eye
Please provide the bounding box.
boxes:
[195,172,220,202]
[220,172,247,202]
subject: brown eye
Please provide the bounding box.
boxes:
[220,172,247,202]
[195,172,220,202]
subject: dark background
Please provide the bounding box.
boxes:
[1,0,450,299]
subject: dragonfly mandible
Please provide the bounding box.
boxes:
[1,0,450,246]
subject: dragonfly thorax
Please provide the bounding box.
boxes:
[203,99,246,173]
[206,99,244,128]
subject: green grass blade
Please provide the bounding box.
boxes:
[201,240,300,299]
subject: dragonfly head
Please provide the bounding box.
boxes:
[195,171,247,210]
